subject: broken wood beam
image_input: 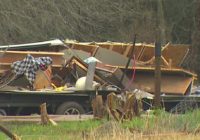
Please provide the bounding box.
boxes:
[161,56,170,67]
[107,92,123,121]
[123,45,132,56]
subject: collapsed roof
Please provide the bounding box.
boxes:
[0,39,197,95]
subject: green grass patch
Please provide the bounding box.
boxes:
[1,110,200,139]
[0,120,102,140]
[122,109,200,133]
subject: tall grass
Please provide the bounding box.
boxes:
[89,109,200,140]
[121,109,200,132]
[0,110,200,140]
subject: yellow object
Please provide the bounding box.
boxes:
[51,83,67,92]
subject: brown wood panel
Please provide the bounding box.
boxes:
[127,45,144,60]
[0,51,64,66]
[111,44,127,54]
[99,44,110,49]
[131,73,193,95]
[34,67,52,90]
[162,44,190,67]
[138,46,154,62]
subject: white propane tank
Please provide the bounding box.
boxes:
[75,77,100,90]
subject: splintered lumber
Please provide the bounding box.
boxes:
[92,95,104,119]
[40,103,57,126]
[123,93,139,120]
[64,40,190,68]
[0,124,21,140]
[96,63,130,89]
[107,92,123,121]
[107,92,141,121]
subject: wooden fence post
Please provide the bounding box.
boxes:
[92,95,104,119]
[40,103,57,126]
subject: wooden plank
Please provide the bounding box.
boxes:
[136,45,146,60]
[161,56,169,67]
[0,115,93,122]
[96,63,118,73]
[162,44,190,67]
[123,45,132,56]
[34,67,52,90]
[0,50,65,66]
[109,45,114,50]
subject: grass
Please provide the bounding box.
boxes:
[122,109,200,133]
[1,110,200,139]
[0,120,102,140]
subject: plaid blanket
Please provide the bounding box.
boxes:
[11,54,52,85]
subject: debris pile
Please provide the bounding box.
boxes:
[0,39,198,116]
[0,39,196,94]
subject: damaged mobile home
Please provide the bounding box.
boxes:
[0,39,198,115]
